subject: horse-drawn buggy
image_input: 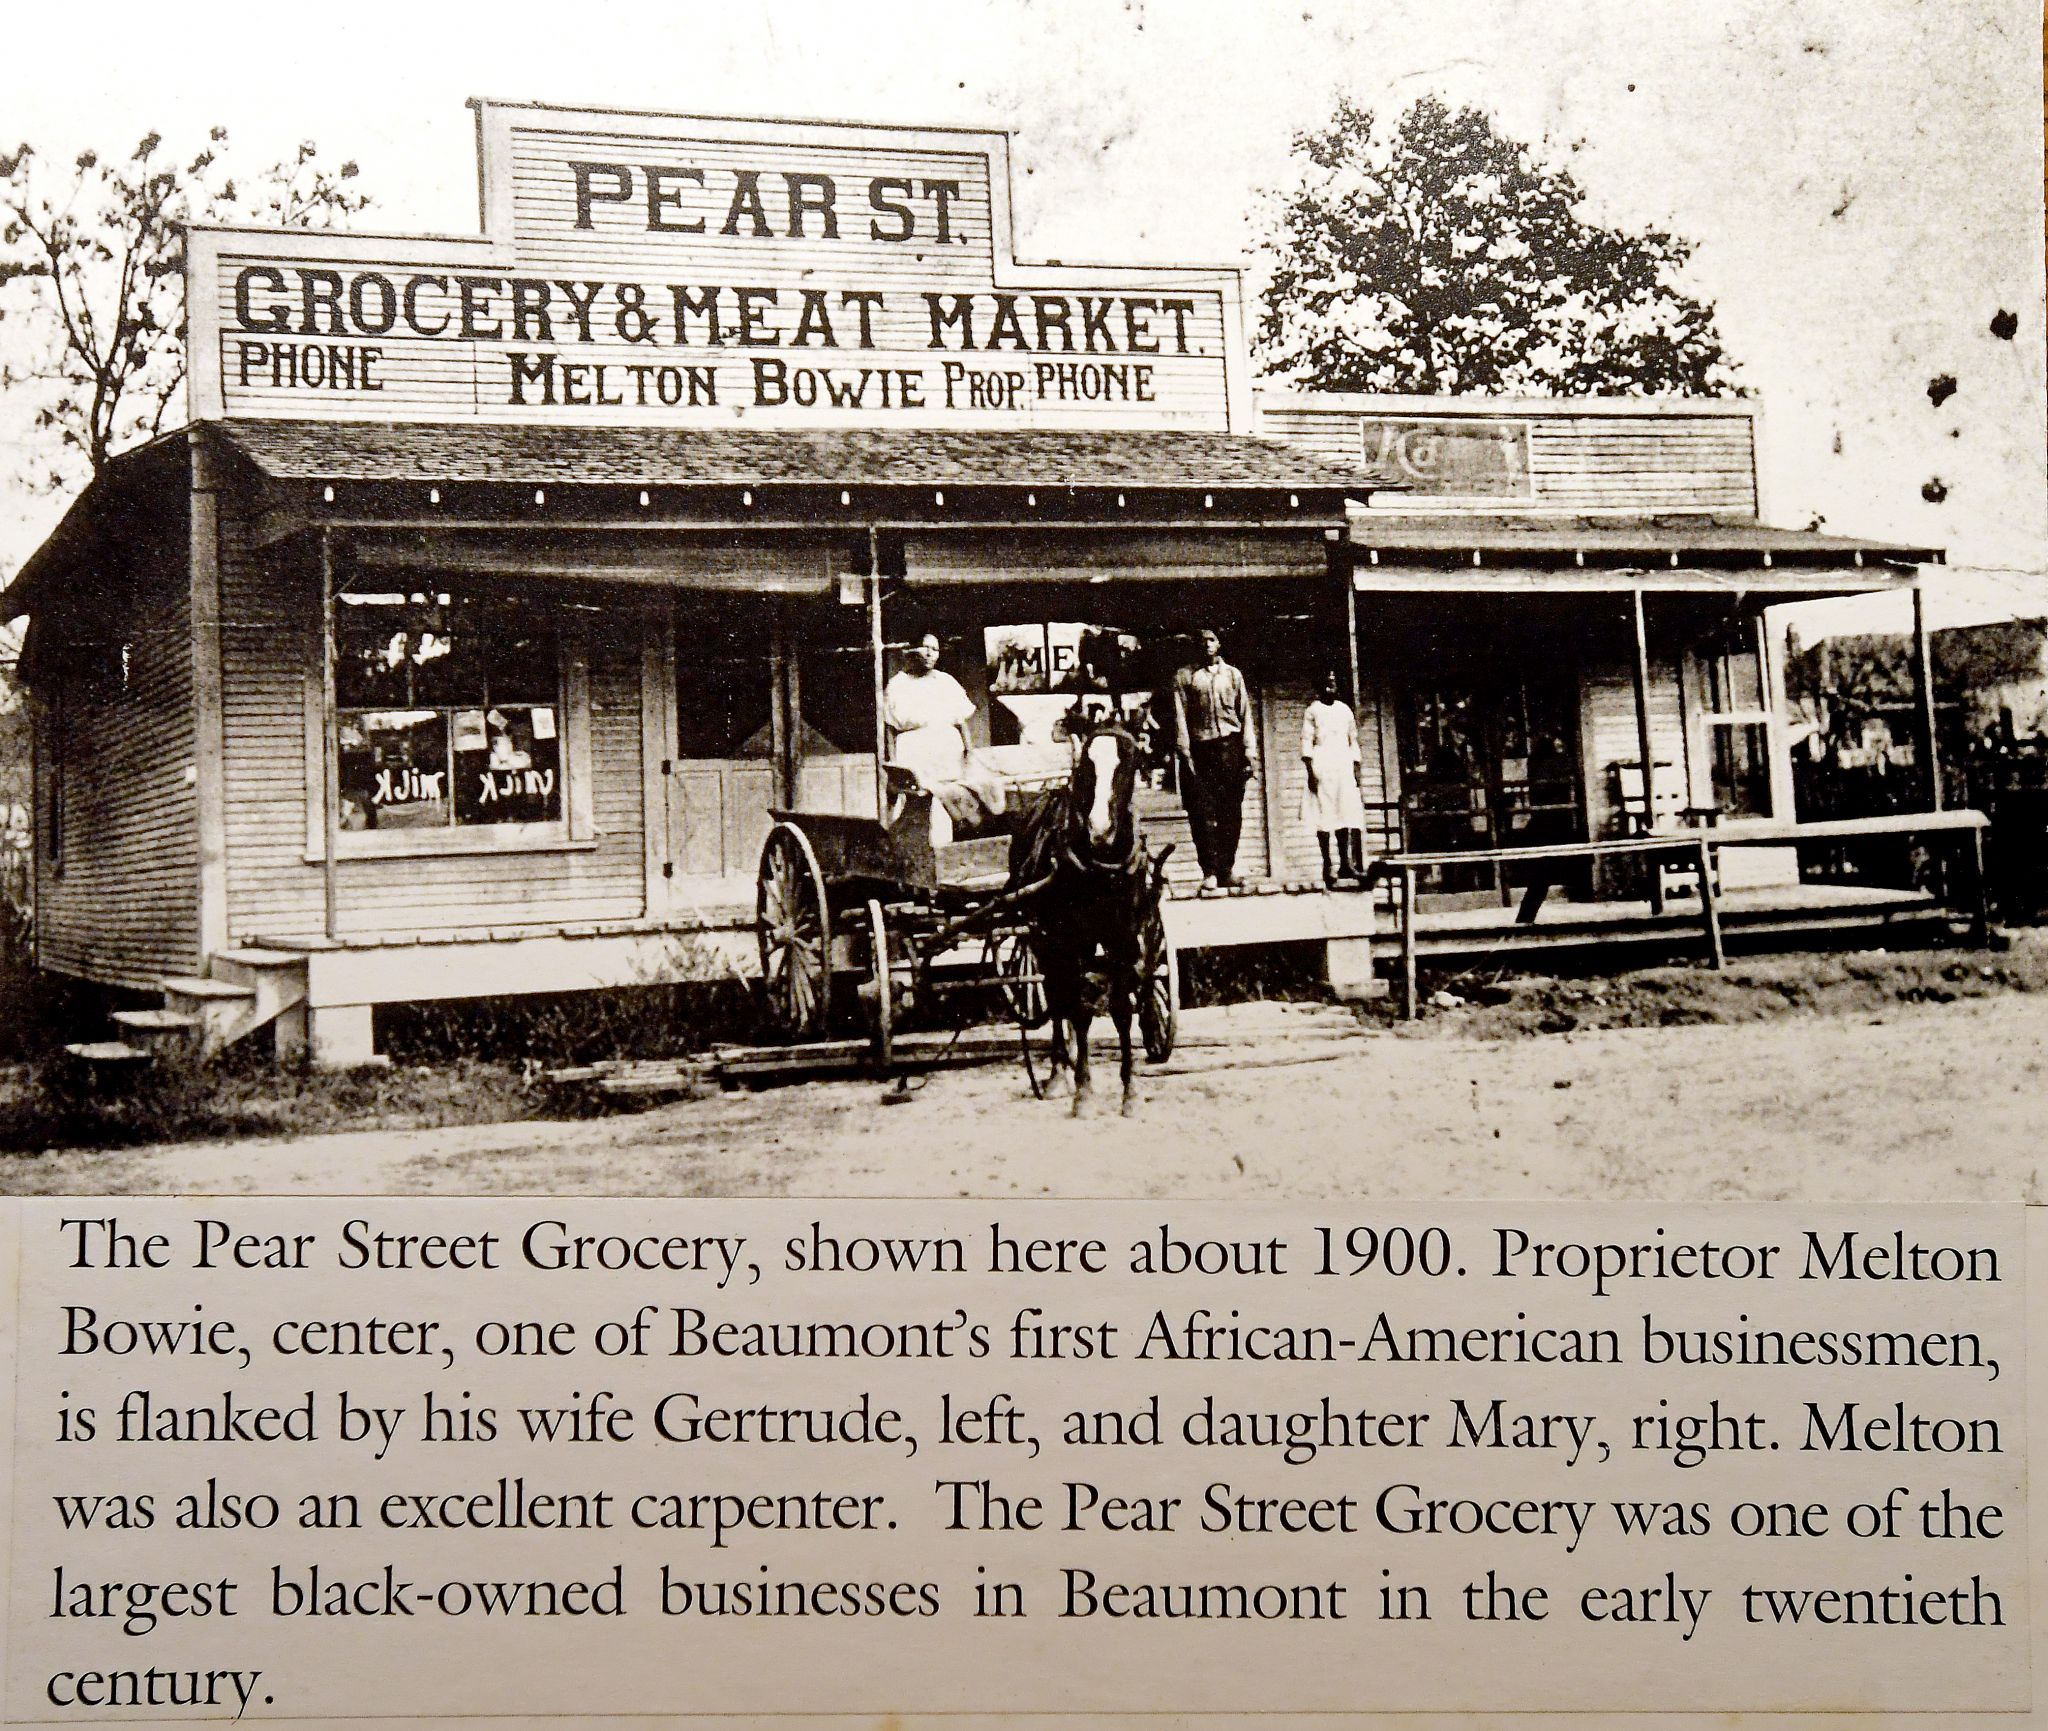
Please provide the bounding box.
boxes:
[755,731,1178,1108]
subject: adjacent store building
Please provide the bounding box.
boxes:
[3,100,1950,1063]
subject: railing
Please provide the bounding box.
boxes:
[1369,810,1990,1019]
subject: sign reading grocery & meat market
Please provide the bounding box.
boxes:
[187,103,1247,430]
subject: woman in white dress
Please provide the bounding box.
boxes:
[884,633,976,785]
[883,633,1002,840]
[1301,669,1368,887]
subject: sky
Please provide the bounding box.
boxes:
[1,0,2042,633]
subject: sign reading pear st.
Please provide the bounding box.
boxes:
[187,103,1247,431]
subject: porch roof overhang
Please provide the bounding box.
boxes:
[1343,512,1940,604]
[210,419,1379,549]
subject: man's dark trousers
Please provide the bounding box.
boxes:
[1188,734,1249,881]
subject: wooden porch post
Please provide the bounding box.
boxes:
[1911,582,1943,810]
[868,528,888,822]
[318,529,341,942]
[1630,589,1665,915]
[1400,862,1419,1020]
[1341,562,1362,710]
[769,606,794,809]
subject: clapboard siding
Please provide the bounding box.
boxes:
[36,499,202,987]
[219,504,323,939]
[1260,402,1757,514]
[1270,678,1399,884]
[217,488,651,945]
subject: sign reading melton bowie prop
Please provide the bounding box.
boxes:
[188,104,1242,431]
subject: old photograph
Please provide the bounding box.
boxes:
[0,0,2040,1199]
[0,5,2043,1724]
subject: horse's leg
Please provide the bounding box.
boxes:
[1049,946,1074,1090]
[1069,1000,1093,1118]
[1111,989,1136,1116]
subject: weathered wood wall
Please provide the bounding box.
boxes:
[34,495,202,987]
[1261,399,1758,517]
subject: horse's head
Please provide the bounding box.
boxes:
[1068,721,1141,863]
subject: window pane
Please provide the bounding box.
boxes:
[986,624,1050,693]
[454,704,562,825]
[796,643,875,756]
[334,587,566,834]
[1711,722,1773,817]
[336,595,421,708]
[676,654,773,757]
[1708,643,1765,713]
[483,612,563,705]
[341,709,451,829]
[409,600,484,709]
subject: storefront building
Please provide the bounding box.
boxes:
[6,101,1385,1063]
[1257,395,1944,936]
[6,102,1957,1063]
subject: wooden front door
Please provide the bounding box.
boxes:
[672,633,778,894]
[1398,676,1584,907]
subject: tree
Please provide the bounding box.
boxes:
[0,130,369,486]
[1253,95,1736,396]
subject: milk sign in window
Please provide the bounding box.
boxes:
[335,590,563,834]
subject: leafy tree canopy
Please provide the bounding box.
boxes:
[0,130,369,487]
[1254,95,1737,397]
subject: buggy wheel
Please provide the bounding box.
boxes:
[985,926,1049,1029]
[864,898,895,1076]
[1140,917,1178,1063]
[757,823,832,1040]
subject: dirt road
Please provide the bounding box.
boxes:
[8,990,2044,1201]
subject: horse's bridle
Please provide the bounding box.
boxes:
[1059,725,1145,882]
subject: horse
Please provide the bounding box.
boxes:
[1008,721,1171,1117]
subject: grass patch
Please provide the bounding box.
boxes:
[1381,932,2048,1039]
[380,980,767,1066]
[0,1047,544,1155]
[1181,941,1327,1008]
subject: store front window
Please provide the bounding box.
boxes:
[335,589,563,833]
[1697,621,1775,819]
[982,620,1180,791]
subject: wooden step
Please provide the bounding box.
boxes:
[159,975,256,1002]
[114,1008,203,1032]
[62,1041,155,1066]
[216,947,305,968]
[111,1009,204,1050]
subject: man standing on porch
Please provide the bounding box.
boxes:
[1174,628,1253,889]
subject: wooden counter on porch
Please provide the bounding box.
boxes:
[1372,810,1990,1017]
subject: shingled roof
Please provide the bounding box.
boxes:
[211,420,1383,493]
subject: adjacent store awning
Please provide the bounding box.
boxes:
[1345,511,1940,603]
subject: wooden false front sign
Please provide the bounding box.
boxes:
[1360,416,1534,499]
[187,104,1246,431]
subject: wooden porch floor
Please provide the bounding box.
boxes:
[1391,881,1945,961]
